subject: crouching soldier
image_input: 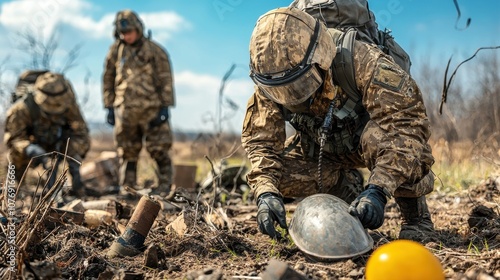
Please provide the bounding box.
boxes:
[4,71,91,197]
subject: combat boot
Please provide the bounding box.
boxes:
[395,196,435,242]
[119,161,137,189]
[150,158,173,198]
[68,161,86,198]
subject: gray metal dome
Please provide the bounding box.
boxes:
[289,194,373,260]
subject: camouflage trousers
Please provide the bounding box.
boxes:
[278,129,434,202]
[114,105,173,186]
[276,135,365,204]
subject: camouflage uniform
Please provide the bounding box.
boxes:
[4,72,90,194]
[103,10,175,193]
[243,8,435,241]
[242,48,435,200]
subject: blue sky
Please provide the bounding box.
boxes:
[0,0,499,133]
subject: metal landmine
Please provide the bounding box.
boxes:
[288,194,373,261]
[107,196,161,258]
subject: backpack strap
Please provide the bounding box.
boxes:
[327,28,369,153]
[330,28,360,105]
[23,91,41,122]
[116,40,125,65]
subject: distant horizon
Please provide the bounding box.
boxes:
[86,121,243,138]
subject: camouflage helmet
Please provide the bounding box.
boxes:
[249,7,335,106]
[114,10,144,38]
[11,69,49,103]
[33,72,71,114]
[289,194,373,261]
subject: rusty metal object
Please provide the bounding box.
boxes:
[107,196,161,258]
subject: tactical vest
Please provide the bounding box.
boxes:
[114,37,162,94]
[288,28,370,156]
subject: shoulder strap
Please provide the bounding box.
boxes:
[23,91,41,123]
[330,28,360,104]
[116,40,125,62]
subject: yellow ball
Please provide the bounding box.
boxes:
[365,240,444,280]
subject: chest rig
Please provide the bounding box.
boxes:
[289,28,370,156]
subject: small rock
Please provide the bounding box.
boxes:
[143,244,159,268]
[347,268,363,277]
[185,268,224,280]
[293,262,305,271]
[261,259,308,280]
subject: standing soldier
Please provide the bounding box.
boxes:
[103,10,175,197]
[243,8,436,242]
[4,71,90,197]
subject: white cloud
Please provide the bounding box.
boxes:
[0,0,189,41]
[141,12,189,42]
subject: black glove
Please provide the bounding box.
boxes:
[106,107,115,126]
[149,106,169,127]
[348,184,387,230]
[25,144,48,168]
[257,192,288,239]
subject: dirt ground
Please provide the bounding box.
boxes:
[1,140,499,280]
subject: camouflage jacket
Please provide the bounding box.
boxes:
[242,39,434,199]
[3,94,90,159]
[102,37,175,109]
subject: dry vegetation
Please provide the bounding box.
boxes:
[0,136,498,280]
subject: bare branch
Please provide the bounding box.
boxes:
[60,43,83,74]
[440,46,500,115]
[452,0,471,30]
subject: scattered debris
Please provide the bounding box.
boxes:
[107,196,161,258]
[80,151,120,196]
[185,268,224,280]
[47,207,84,226]
[166,210,195,237]
[261,259,308,280]
[2,149,499,279]
[84,209,113,229]
[143,244,159,268]
[23,260,60,280]
[82,199,124,218]
[60,199,84,212]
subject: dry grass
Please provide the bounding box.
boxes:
[431,138,500,192]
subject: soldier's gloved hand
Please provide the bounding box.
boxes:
[257,192,288,239]
[348,184,387,230]
[106,107,115,126]
[25,144,48,168]
[149,106,169,127]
